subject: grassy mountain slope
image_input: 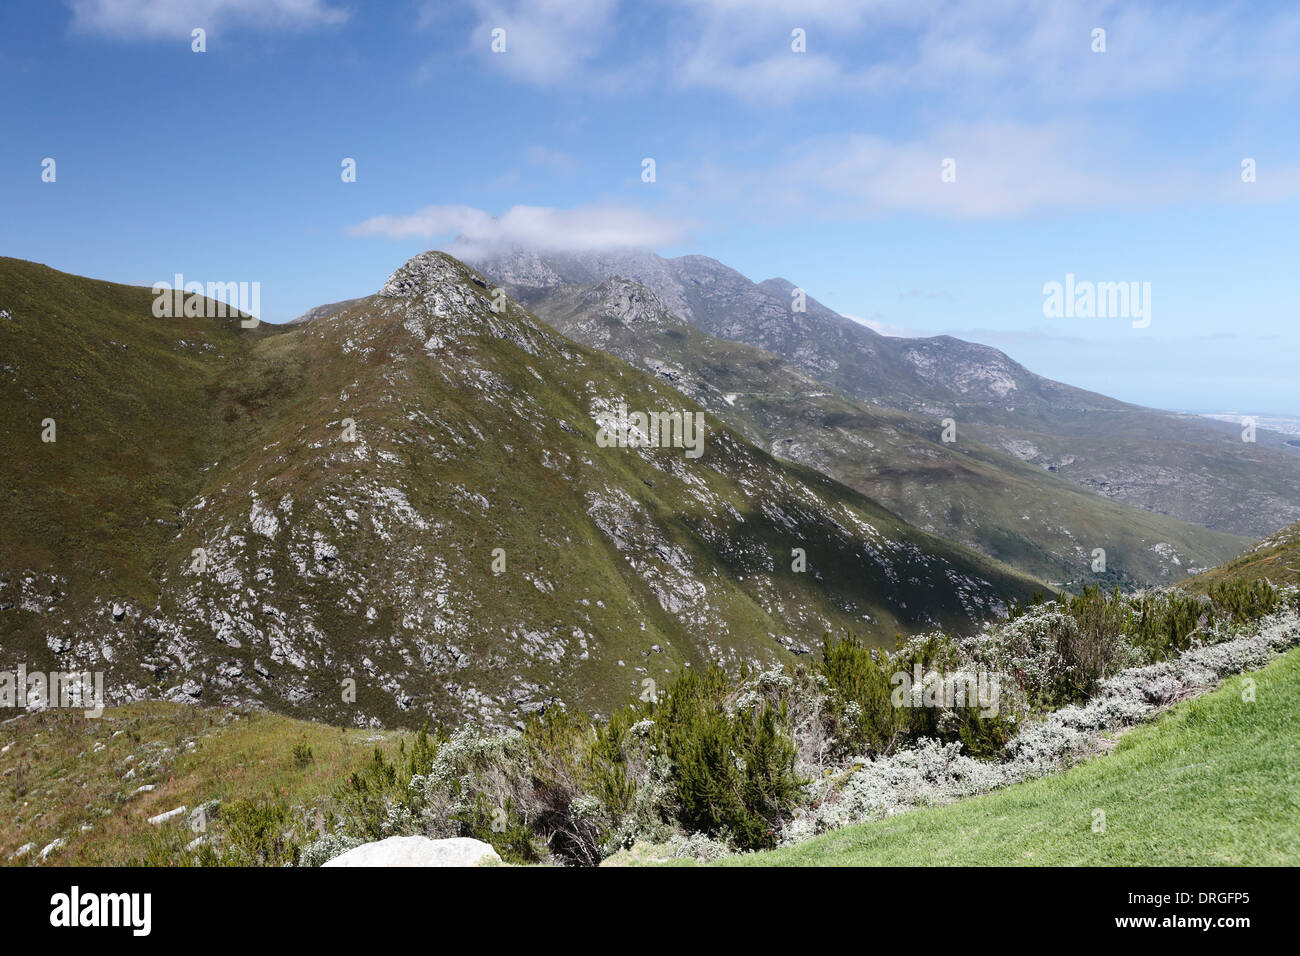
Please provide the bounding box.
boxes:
[0,255,289,650]
[702,647,1300,866]
[0,701,410,866]
[490,276,1248,590]
[0,254,1040,730]
[472,248,1300,539]
[1185,520,1300,591]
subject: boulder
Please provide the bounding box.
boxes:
[322,836,501,868]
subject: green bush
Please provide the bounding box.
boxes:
[216,798,299,866]
[1208,578,1282,625]
[651,668,804,850]
[817,634,903,758]
[335,727,438,840]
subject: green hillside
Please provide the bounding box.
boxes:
[504,276,1249,590]
[0,256,286,606]
[0,254,1040,729]
[1185,520,1300,592]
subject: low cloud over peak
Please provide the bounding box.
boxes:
[346,203,691,256]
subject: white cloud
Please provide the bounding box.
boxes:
[464,0,620,86]
[687,120,1155,219]
[448,1,1300,105]
[843,313,918,337]
[667,0,916,104]
[69,0,348,37]
[787,121,1142,217]
[693,118,1300,219]
[685,0,1300,102]
[346,203,691,254]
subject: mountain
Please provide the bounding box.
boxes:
[469,248,1300,540]
[1185,520,1300,591]
[289,297,363,325]
[467,274,1248,589]
[0,254,1040,730]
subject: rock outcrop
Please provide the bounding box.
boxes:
[322,836,501,867]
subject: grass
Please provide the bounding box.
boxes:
[0,256,287,675]
[1185,520,1300,592]
[0,702,409,866]
[703,645,1300,866]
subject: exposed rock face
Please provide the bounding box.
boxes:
[322,836,501,867]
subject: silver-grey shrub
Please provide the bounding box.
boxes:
[783,608,1300,845]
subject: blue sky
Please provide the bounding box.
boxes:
[2,0,1298,414]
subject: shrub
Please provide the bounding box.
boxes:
[521,710,607,866]
[651,667,804,850]
[1208,578,1282,625]
[413,724,544,864]
[333,727,438,841]
[215,798,299,866]
[816,635,903,759]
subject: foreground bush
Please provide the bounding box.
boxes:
[294,579,1297,865]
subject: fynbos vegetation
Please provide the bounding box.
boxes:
[114,577,1292,868]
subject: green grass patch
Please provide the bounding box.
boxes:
[0,702,409,866]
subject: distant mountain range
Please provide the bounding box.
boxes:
[464,247,1300,543]
[468,272,1246,590]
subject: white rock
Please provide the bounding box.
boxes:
[148,805,187,825]
[322,836,501,868]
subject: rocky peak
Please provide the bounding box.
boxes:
[380,251,490,300]
[375,250,558,359]
[581,277,674,327]
[465,247,564,289]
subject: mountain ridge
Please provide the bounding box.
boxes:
[467,246,1300,538]
[479,270,1250,588]
[0,253,1040,729]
